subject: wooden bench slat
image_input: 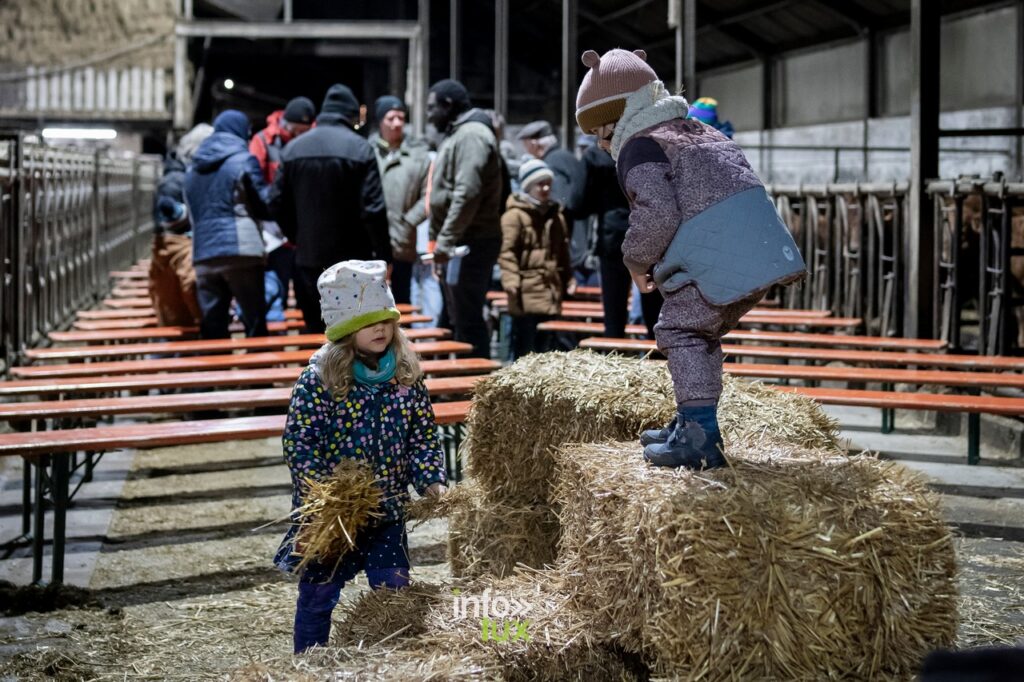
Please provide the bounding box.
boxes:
[780,386,1024,416]
[0,401,471,456]
[540,324,945,351]
[552,308,859,326]
[101,297,158,308]
[0,376,484,422]
[26,329,450,362]
[78,304,419,321]
[0,359,500,397]
[52,314,432,342]
[725,363,1024,389]
[70,314,433,331]
[10,341,473,379]
[578,337,1024,372]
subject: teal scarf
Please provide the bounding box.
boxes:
[353,348,397,385]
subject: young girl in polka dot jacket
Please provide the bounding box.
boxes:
[274,259,447,653]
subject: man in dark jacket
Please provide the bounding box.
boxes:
[427,78,503,358]
[580,141,662,338]
[270,84,390,334]
[184,110,271,339]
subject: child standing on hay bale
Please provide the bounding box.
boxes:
[575,48,806,470]
[274,259,448,653]
[499,158,573,360]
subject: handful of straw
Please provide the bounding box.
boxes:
[292,459,384,573]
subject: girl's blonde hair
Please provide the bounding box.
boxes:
[317,320,422,400]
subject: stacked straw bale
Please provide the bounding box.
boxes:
[450,350,840,576]
[553,440,958,679]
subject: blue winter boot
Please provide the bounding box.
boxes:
[643,404,726,470]
[640,416,676,446]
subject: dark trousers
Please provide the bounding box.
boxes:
[440,239,501,358]
[509,314,553,361]
[390,259,413,305]
[599,254,663,338]
[194,257,268,339]
[294,265,326,334]
[266,245,295,304]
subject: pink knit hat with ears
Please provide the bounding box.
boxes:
[575,48,658,133]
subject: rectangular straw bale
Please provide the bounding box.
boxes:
[554,440,957,680]
[463,351,840,505]
[447,481,559,578]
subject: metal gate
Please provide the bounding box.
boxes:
[0,134,157,373]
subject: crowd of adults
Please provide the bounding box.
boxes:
[150,78,734,360]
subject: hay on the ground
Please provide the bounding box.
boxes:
[291,459,383,573]
[553,440,958,679]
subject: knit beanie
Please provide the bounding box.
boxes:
[318,260,400,342]
[575,48,658,133]
[518,158,554,193]
[429,79,471,110]
[374,95,406,124]
[688,97,720,125]
[283,96,315,125]
[319,84,360,125]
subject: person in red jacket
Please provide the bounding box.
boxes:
[250,97,315,183]
[250,96,315,321]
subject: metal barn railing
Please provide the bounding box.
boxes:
[0,134,157,373]
[768,183,909,339]
[930,177,1024,355]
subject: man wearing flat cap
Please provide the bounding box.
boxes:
[369,95,431,306]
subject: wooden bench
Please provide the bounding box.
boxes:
[80,303,419,320]
[538,324,946,352]
[25,329,452,362]
[1,401,471,585]
[101,297,158,308]
[552,309,861,328]
[110,287,151,298]
[0,359,501,398]
[578,337,1024,371]
[70,312,432,332]
[779,385,1024,465]
[109,270,150,280]
[0,376,484,423]
[52,314,433,343]
[9,341,474,379]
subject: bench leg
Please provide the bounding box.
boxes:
[880,383,895,434]
[22,461,32,536]
[31,456,47,584]
[967,413,980,466]
[51,453,70,585]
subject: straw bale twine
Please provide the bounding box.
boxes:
[554,440,958,679]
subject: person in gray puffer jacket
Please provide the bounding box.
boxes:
[575,48,806,470]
